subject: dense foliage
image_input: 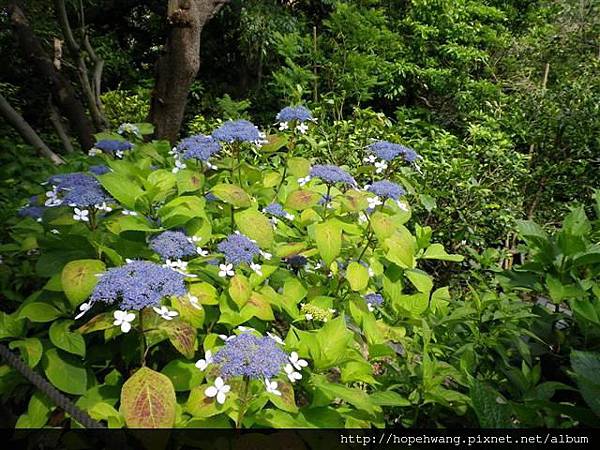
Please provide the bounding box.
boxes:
[0,0,598,430]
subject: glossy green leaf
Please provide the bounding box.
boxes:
[61,259,106,308]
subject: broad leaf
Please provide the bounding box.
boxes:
[61,259,105,308]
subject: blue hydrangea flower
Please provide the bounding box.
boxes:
[367,180,405,200]
[90,260,187,310]
[212,120,261,143]
[205,192,218,202]
[213,333,288,379]
[89,165,110,175]
[263,203,286,218]
[149,231,198,260]
[217,233,260,266]
[309,164,356,186]
[94,139,133,156]
[364,293,384,309]
[368,141,419,162]
[179,135,221,162]
[18,205,46,219]
[276,106,313,123]
[47,172,113,207]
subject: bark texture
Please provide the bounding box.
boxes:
[150,0,227,144]
[8,3,95,150]
[0,94,65,165]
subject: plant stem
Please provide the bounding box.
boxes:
[236,376,250,428]
[139,310,146,367]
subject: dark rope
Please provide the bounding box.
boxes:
[0,343,105,429]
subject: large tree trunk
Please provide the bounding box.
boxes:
[8,3,95,150]
[0,94,65,165]
[149,0,227,144]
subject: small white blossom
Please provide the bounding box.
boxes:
[205,377,231,404]
[367,303,375,312]
[285,213,295,221]
[374,160,388,174]
[250,262,263,276]
[396,200,409,211]
[267,332,285,345]
[264,378,282,396]
[296,122,309,134]
[260,250,272,261]
[305,313,314,321]
[289,352,308,371]
[218,334,236,342]
[44,189,62,207]
[187,293,202,310]
[50,229,60,234]
[73,208,89,222]
[206,161,217,170]
[196,247,209,257]
[122,209,138,216]
[96,202,112,212]
[367,196,383,209]
[74,302,92,320]
[284,364,302,383]
[88,148,102,156]
[113,310,135,333]
[153,306,178,321]
[278,121,289,131]
[363,154,377,164]
[172,159,187,174]
[218,263,235,278]
[298,176,311,187]
[195,350,213,371]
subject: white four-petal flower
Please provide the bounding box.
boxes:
[250,262,263,276]
[264,378,282,396]
[205,377,231,404]
[153,306,178,320]
[218,263,235,277]
[195,350,213,371]
[73,208,89,222]
[284,364,302,383]
[289,351,308,371]
[296,122,309,134]
[113,310,135,333]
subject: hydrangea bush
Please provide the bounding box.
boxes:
[1,108,466,429]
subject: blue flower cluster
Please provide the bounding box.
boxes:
[89,165,110,175]
[48,172,113,207]
[90,260,187,310]
[364,293,384,307]
[212,120,261,143]
[94,139,133,156]
[367,180,405,200]
[217,233,260,266]
[309,164,356,185]
[213,333,288,379]
[276,106,313,123]
[263,202,287,218]
[149,230,197,260]
[178,135,221,162]
[368,141,418,162]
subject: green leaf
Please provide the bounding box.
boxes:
[77,312,114,334]
[285,190,321,210]
[61,259,106,308]
[160,320,197,359]
[88,402,124,428]
[346,262,369,291]
[235,208,274,248]
[384,228,415,268]
[470,380,513,428]
[176,170,204,194]
[121,367,176,428]
[267,380,298,413]
[314,220,342,266]
[211,183,252,208]
[49,320,86,357]
[311,315,354,369]
[97,172,144,210]
[571,351,600,418]
[9,338,43,368]
[371,212,397,241]
[422,243,464,262]
[15,392,53,428]
[228,273,252,308]
[311,374,379,416]
[161,359,204,392]
[188,282,218,305]
[287,157,311,177]
[18,303,62,323]
[0,311,25,339]
[370,390,411,407]
[42,348,87,395]
[186,384,231,418]
[405,268,433,293]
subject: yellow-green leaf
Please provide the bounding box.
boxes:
[314,220,342,266]
[346,262,369,291]
[61,259,106,308]
[285,190,321,210]
[235,208,274,247]
[211,183,252,208]
[121,367,176,428]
